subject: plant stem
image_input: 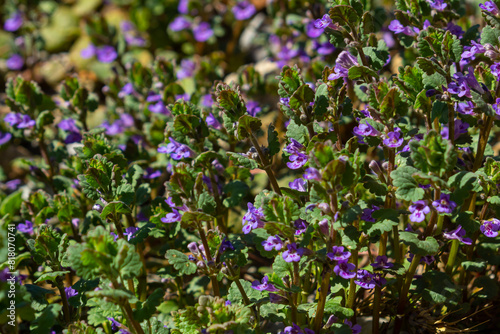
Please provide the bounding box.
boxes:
[111,280,145,334]
[393,254,422,334]
[249,133,282,196]
[448,102,455,146]
[198,222,220,297]
[346,249,359,310]
[445,239,460,276]
[435,215,445,236]
[472,115,494,172]
[56,279,71,324]
[313,269,331,333]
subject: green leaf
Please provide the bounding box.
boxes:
[448,172,481,206]
[194,151,222,166]
[399,232,439,256]
[329,5,360,26]
[481,25,500,47]
[272,255,293,279]
[227,279,263,304]
[289,84,315,110]
[392,166,425,201]
[166,250,197,276]
[314,83,329,118]
[136,183,151,206]
[414,270,461,306]
[324,297,355,318]
[30,304,62,334]
[362,175,388,196]
[0,189,23,216]
[34,271,70,283]
[133,288,164,322]
[278,65,304,98]
[237,115,262,140]
[226,152,258,170]
[36,110,55,130]
[362,47,390,71]
[267,124,280,157]
[286,119,308,144]
[348,66,379,80]
[410,130,457,177]
[462,260,487,272]
[100,201,132,220]
[262,196,300,224]
[198,192,216,215]
[114,240,143,280]
[215,82,247,121]
[223,181,249,208]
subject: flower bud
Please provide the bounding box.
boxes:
[93,204,103,213]
[324,315,339,328]
[188,242,199,255]
[369,160,383,177]
[196,261,206,269]
[318,218,330,236]
[318,202,331,214]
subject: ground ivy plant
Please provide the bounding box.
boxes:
[1,0,500,333]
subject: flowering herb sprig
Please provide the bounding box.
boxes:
[2,0,500,333]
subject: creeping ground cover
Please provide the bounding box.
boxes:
[2,0,500,333]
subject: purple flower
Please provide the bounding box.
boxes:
[149,101,168,114]
[455,101,475,115]
[492,63,500,81]
[306,20,324,38]
[446,22,464,38]
[287,152,308,169]
[318,218,330,236]
[303,167,321,181]
[161,209,182,223]
[294,219,308,235]
[262,235,284,251]
[96,46,117,63]
[4,12,23,31]
[462,41,485,61]
[284,138,305,153]
[314,40,336,55]
[119,83,135,98]
[372,272,387,287]
[201,94,214,108]
[383,127,404,148]
[328,51,358,81]
[169,16,192,31]
[246,100,261,117]
[58,119,79,133]
[123,226,139,241]
[6,54,24,70]
[232,1,256,20]
[0,132,12,145]
[388,20,415,36]
[242,203,265,234]
[333,260,356,279]
[447,75,471,98]
[427,0,447,11]
[480,219,500,237]
[225,300,231,306]
[108,317,122,332]
[314,14,334,29]
[282,243,309,263]
[193,22,213,42]
[354,270,376,289]
[344,320,362,334]
[283,323,315,334]
[432,194,456,214]
[269,293,288,304]
[480,1,500,15]
[177,59,196,80]
[80,44,96,59]
[178,0,189,14]
[361,205,379,223]
[289,178,307,192]
[206,113,221,129]
[353,122,379,137]
[65,286,78,299]
[371,255,394,270]
[252,276,279,292]
[327,246,351,261]
[443,225,472,245]
[158,137,194,160]
[219,237,235,253]
[17,220,33,234]
[408,200,431,223]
